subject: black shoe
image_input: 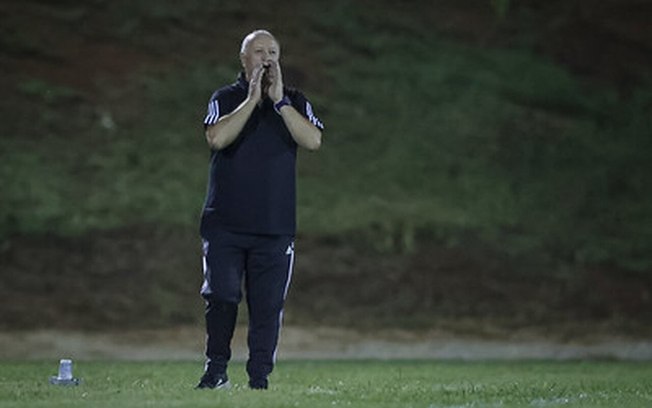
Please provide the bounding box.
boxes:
[195,371,230,390]
[249,378,268,390]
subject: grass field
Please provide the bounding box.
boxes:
[1,360,651,407]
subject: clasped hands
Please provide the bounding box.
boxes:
[249,61,284,104]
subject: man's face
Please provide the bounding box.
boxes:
[241,34,280,82]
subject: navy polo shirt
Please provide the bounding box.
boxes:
[200,73,324,236]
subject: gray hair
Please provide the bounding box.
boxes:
[240,29,278,54]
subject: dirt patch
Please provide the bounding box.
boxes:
[0,2,167,99]
[1,226,651,339]
[0,226,204,330]
[423,0,652,91]
[2,326,651,361]
[289,234,652,337]
[3,0,651,97]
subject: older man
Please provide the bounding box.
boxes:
[196,29,324,390]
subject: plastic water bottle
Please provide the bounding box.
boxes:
[49,359,81,385]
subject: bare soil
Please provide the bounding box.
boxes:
[1,227,651,339]
[3,326,651,361]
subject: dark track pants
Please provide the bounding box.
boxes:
[200,228,295,383]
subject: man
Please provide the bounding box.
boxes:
[196,29,324,390]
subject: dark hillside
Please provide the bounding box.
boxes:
[1,0,651,336]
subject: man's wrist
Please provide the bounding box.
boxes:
[274,96,291,114]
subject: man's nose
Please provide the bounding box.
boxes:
[262,51,276,61]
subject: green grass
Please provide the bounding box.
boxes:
[1,360,652,407]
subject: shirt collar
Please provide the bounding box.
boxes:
[237,72,248,89]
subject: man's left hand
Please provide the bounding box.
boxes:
[267,61,284,103]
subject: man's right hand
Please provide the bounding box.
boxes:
[248,64,266,103]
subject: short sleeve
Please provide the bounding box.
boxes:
[292,92,325,130]
[203,96,221,126]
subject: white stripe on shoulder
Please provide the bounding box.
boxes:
[305,101,324,130]
[203,100,220,125]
